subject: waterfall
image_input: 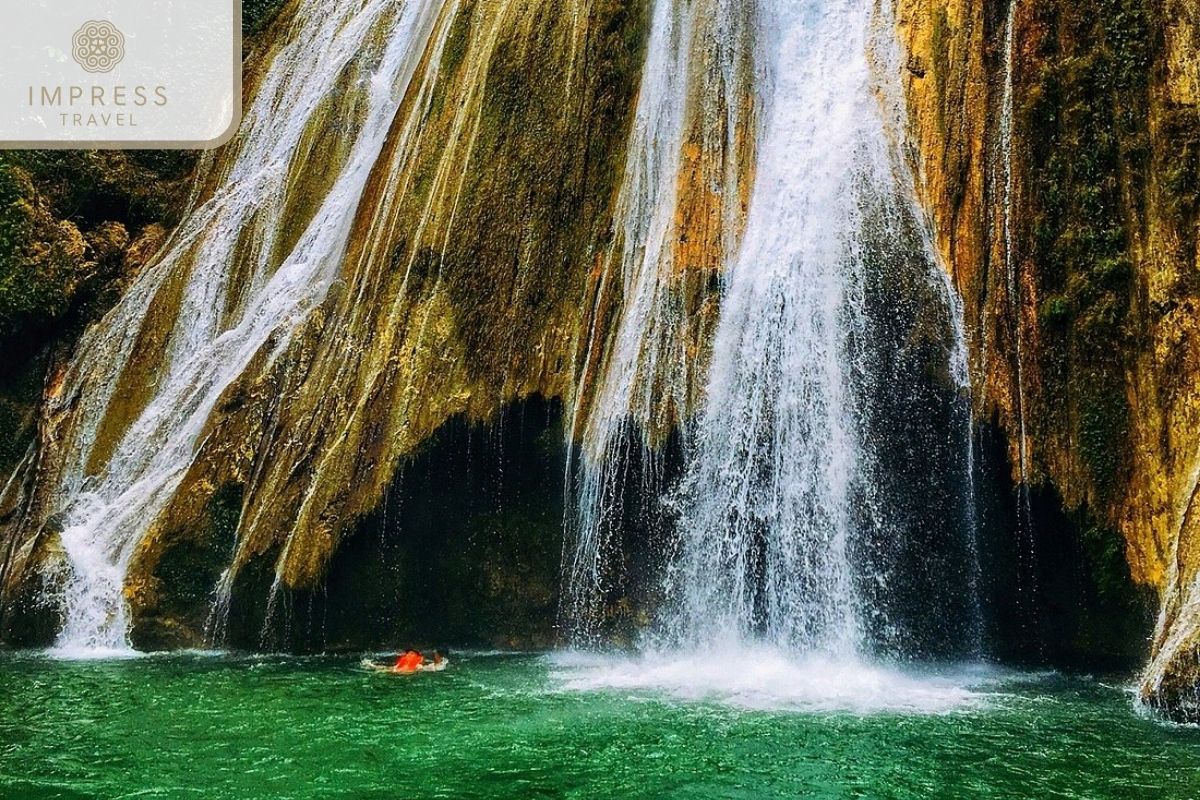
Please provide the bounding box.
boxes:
[565,0,755,641]
[663,0,887,654]
[568,0,980,660]
[44,0,447,654]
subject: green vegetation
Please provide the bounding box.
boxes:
[0,148,195,342]
[1160,107,1200,248]
[0,148,197,483]
[0,162,39,338]
[0,159,78,350]
[0,150,195,351]
[405,0,649,388]
[1079,516,1138,605]
[4,151,194,228]
[438,0,475,78]
[242,0,288,36]
[1039,294,1071,326]
[0,161,28,263]
[0,399,23,469]
[0,163,50,469]
[930,7,951,138]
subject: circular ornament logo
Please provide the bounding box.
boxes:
[72,20,125,73]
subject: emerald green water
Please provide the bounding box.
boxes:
[2,651,1198,799]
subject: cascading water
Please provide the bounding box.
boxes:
[565,0,755,641]
[563,0,699,641]
[662,0,886,655]
[567,0,981,665]
[44,0,446,655]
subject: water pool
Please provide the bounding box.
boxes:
[1,651,1196,799]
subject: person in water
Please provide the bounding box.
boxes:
[393,650,423,673]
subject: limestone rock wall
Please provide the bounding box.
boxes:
[0,0,649,647]
[900,0,1200,718]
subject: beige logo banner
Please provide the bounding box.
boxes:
[0,0,241,149]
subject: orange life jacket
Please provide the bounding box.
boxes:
[394,651,422,671]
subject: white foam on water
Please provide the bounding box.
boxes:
[44,644,147,661]
[547,647,986,715]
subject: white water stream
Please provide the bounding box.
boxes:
[997,0,1039,616]
[568,0,981,663]
[47,0,446,655]
[663,0,883,654]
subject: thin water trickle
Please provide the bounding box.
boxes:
[998,0,1039,622]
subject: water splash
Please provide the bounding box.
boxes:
[548,647,985,714]
[45,0,447,654]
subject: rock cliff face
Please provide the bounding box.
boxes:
[0,0,650,650]
[899,0,1200,718]
[1,0,1198,719]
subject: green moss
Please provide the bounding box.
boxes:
[930,8,951,139]
[1018,0,1156,500]
[242,0,287,37]
[1068,508,1155,663]
[3,150,195,228]
[431,0,649,385]
[151,484,243,619]
[0,163,33,337]
[0,159,28,254]
[1039,294,1071,326]
[440,0,475,78]
[0,145,194,381]
[1077,373,1129,494]
[1079,519,1134,604]
[1160,108,1200,242]
[0,159,76,346]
